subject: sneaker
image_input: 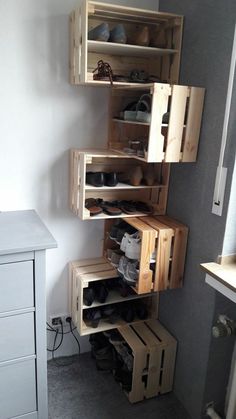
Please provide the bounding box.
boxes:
[88,22,110,42]
[123,261,139,285]
[109,24,127,44]
[120,231,139,253]
[117,255,129,276]
[110,250,123,267]
[125,234,141,260]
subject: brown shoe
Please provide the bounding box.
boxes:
[129,26,150,47]
[129,166,143,186]
[143,164,156,186]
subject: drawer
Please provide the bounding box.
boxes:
[0,261,34,313]
[0,358,37,419]
[0,312,35,362]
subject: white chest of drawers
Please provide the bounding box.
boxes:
[0,210,57,419]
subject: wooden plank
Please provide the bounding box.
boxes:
[160,342,177,394]
[165,85,188,162]
[80,2,88,83]
[77,263,116,276]
[182,87,205,162]
[140,217,174,291]
[145,319,176,344]
[156,216,188,289]
[69,12,75,84]
[148,84,170,162]
[169,17,184,84]
[78,153,86,219]
[132,322,162,398]
[80,269,118,282]
[74,8,81,83]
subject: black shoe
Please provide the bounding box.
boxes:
[135,303,148,320]
[104,172,118,187]
[86,172,104,187]
[84,308,102,328]
[93,282,109,304]
[83,287,95,306]
[121,306,135,323]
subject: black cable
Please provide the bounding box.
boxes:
[47,321,64,352]
[46,318,81,367]
[69,318,81,355]
[47,321,76,335]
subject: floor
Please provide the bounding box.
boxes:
[48,353,190,419]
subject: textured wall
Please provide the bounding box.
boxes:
[158,1,236,418]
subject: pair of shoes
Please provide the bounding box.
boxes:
[109,220,136,244]
[107,248,123,267]
[121,93,152,123]
[119,165,156,187]
[85,199,122,216]
[120,232,141,260]
[89,333,118,371]
[86,172,118,187]
[117,256,139,286]
[83,281,109,306]
[129,26,167,48]
[88,23,127,44]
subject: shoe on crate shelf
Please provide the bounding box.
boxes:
[125,233,141,260]
[117,255,129,277]
[135,302,148,320]
[104,172,118,187]
[109,24,127,44]
[85,198,103,216]
[123,260,139,286]
[86,172,105,187]
[93,282,109,304]
[109,220,128,241]
[128,25,150,47]
[88,23,110,42]
[120,231,139,253]
[84,308,102,328]
[83,287,96,306]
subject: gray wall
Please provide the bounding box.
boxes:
[158,1,236,418]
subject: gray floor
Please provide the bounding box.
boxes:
[48,353,190,419]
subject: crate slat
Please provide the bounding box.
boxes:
[156,216,188,289]
[165,85,189,162]
[182,87,205,162]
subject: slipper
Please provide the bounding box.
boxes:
[85,198,103,216]
[97,199,122,216]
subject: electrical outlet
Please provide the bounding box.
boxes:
[50,314,70,328]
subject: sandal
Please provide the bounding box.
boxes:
[85,198,103,216]
[97,199,122,216]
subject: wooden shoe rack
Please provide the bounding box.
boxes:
[108,83,205,163]
[70,1,183,85]
[68,0,205,402]
[118,320,177,403]
[70,257,158,336]
[104,215,188,294]
[70,149,170,220]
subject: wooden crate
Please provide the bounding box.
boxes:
[70,257,158,336]
[108,83,205,163]
[70,1,183,86]
[104,216,188,294]
[117,319,177,403]
[70,149,170,220]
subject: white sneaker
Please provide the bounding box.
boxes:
[125,234,141,260]
[123,261,139,285]
[117,256,129,276]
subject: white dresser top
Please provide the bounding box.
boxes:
[0,210,57,255]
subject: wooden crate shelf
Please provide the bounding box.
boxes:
[70,257,158,336]
[70,1,183,85]
[70,149,170,220]
[104,215,188,294]
[117,320,177,403]
[108,83,205,163]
